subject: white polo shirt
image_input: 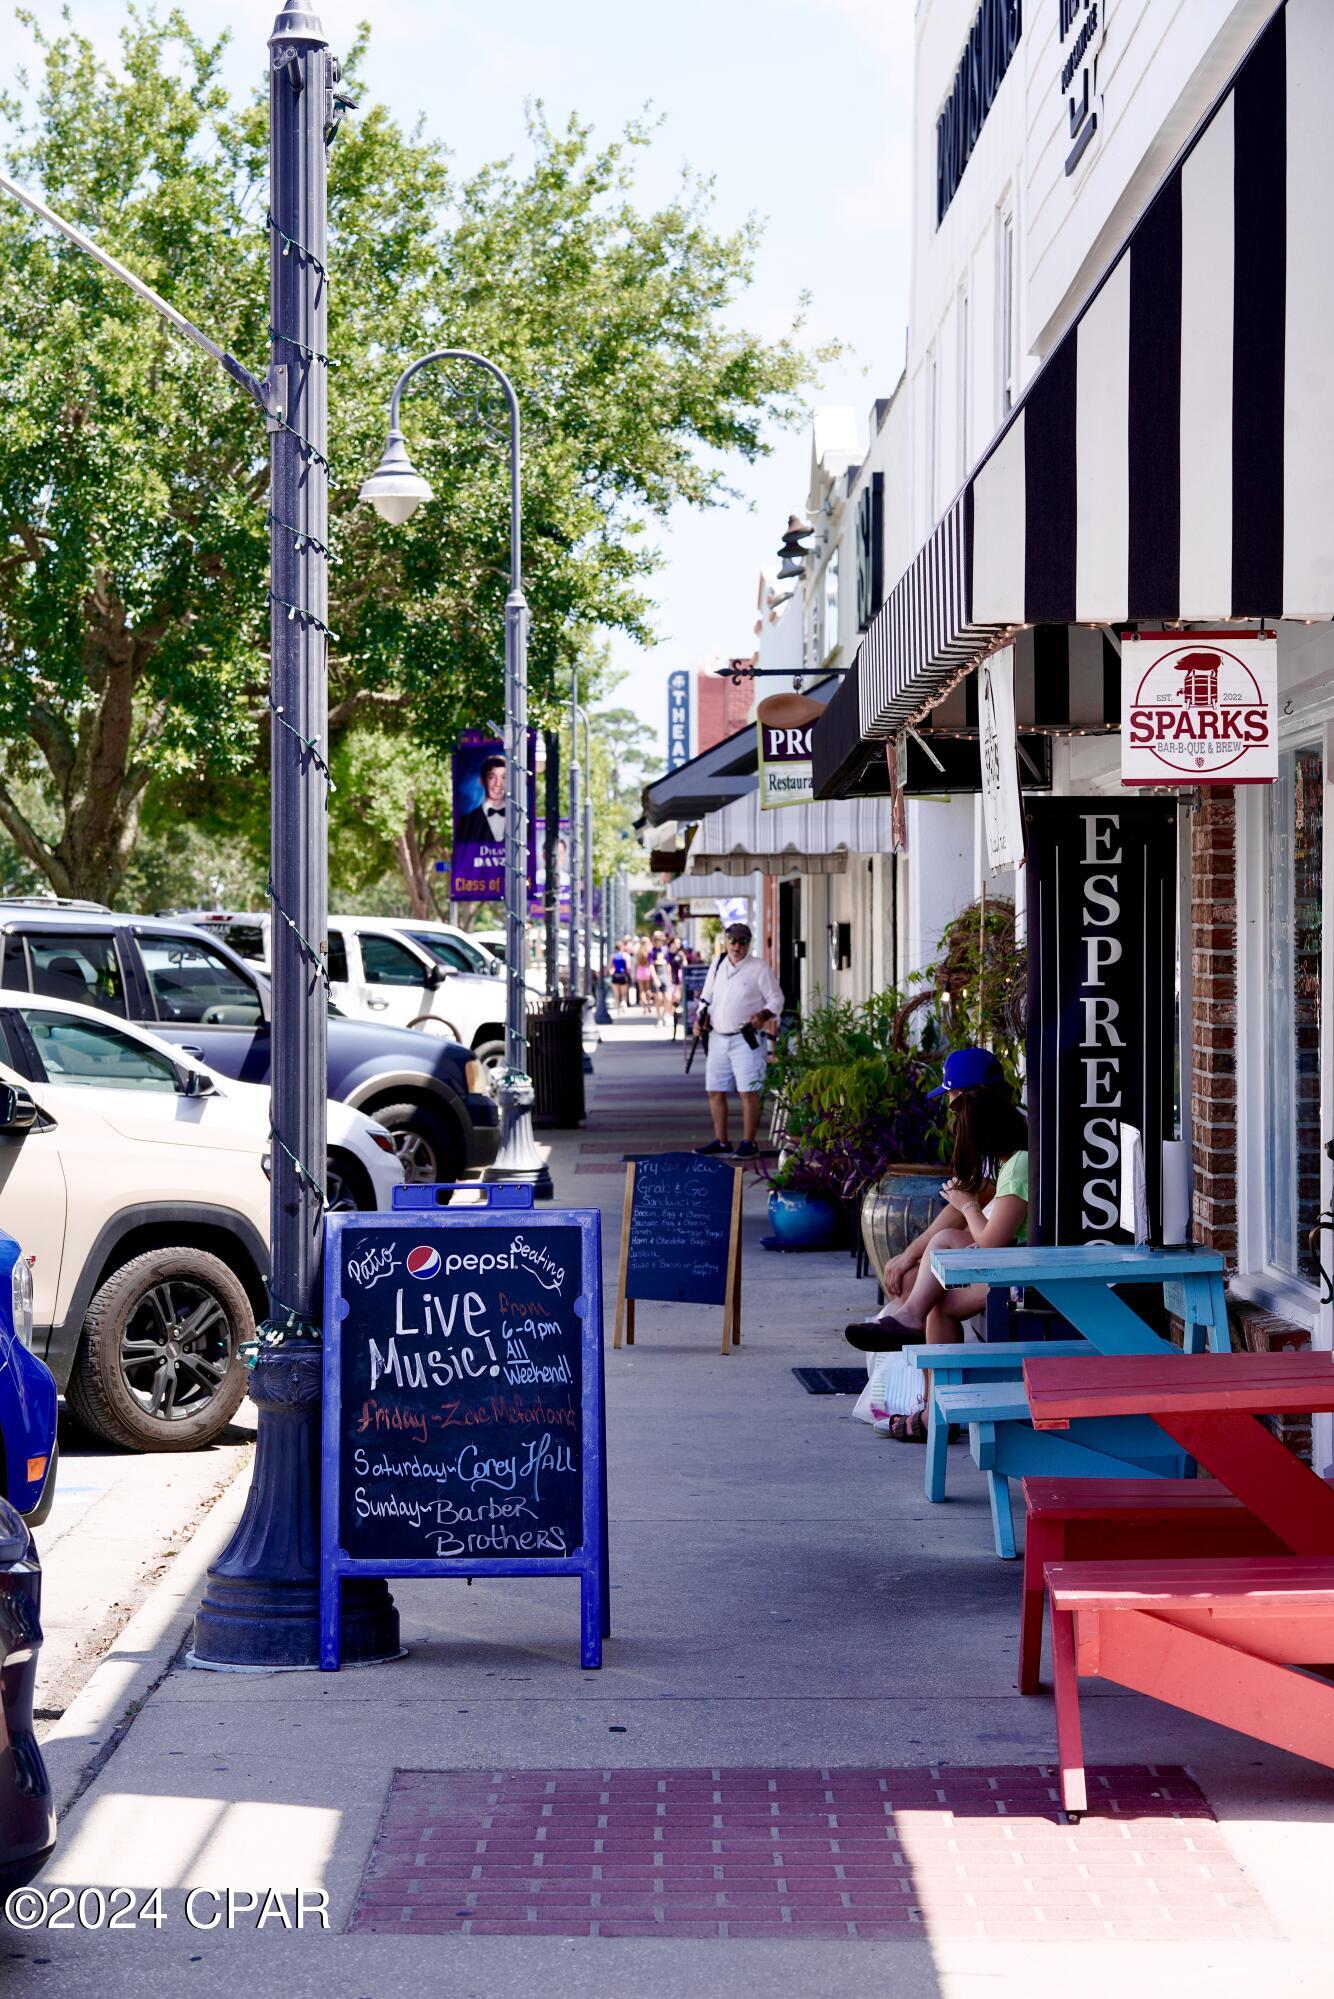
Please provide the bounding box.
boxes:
[700,952,784,1034]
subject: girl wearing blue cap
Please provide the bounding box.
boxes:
[847,1048,1028,1440]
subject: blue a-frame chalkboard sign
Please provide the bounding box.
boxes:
[320,1184,608,1670]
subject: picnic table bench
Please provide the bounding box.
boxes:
[1017,1476,1291,1693]
[914,1246,1230,1556]
[928,1380,1187,1556]
[1022,1350,1334,1815]
[903,1341,1087,1519]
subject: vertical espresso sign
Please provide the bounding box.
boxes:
[321,1194,607,1669]
[1025,798,1177,1245]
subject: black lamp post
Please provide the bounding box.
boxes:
[194,7,396,1668]
[568,668,581,1002]
[1,8,398,1670]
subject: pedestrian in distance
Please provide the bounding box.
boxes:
[650,929,672,1027]
[632,937,653,1009]
[611,940,629,1012]
[667,935,685,1024]
[692,922,782,1160]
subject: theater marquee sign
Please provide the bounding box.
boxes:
[1120,631,1277,785]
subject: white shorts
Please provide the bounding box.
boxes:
[705,1031,768,1095]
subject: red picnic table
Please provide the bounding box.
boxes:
[1019,1350,1334,1814]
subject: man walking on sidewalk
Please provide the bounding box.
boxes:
[693,923,783,1159]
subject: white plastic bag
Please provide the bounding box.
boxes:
[851,1349,926,1426]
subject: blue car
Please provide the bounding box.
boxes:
[0,1229,56,1889]
[0,1229,58,1526]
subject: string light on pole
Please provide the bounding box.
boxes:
[0,6,397,1672]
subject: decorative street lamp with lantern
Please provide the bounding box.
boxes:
[360,353,549,1195]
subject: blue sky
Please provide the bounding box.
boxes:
[8,0,913,751]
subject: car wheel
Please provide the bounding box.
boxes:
[325,1150,374,1212]
[370,1100,464,1186]
[66,1249,251,1453]
[473,1035,507,1078]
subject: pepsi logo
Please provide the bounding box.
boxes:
[405,1244,441,1281]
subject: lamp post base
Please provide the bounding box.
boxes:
[191,1345,398,1670]
[484,1095,553,1200]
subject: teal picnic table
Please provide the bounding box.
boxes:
[917,1245,1232,1557]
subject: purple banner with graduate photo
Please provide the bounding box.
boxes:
[450,729,537,903]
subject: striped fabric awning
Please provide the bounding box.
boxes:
[853,0,1332,742]
[859,496,1000,734]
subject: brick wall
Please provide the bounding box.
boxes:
[1188,791,1313,1464]
[1189,791,1239,1263]
[694,667,754,755]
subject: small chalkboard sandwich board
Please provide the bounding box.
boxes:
[321,1183,608,1671]
[613,1152,742,1356]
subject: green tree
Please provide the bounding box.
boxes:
[0,6,819,903]
[328,726,452,918]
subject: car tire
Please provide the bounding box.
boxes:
[65,1249,251,1453]
[370,1100,464,1186]
[473,1035,507,1078]
[325,1149,374,1213]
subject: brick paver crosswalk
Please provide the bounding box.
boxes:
[350,1764,1276,1942]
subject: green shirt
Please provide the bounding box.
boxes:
[994,1149,1029,1243]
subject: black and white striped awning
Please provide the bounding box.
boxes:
[852,0,1332,744]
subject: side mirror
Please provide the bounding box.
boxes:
[180,1068,216,1100]
[0,1083,38,1134]
[425,963,446,989]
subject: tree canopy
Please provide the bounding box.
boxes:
[0,5,820,903]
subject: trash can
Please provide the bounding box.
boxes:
[529,995,586,1127]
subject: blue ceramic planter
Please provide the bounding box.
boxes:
[767,1189,839,1250]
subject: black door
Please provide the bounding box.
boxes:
[778,880,801,1019]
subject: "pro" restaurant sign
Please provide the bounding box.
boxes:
[1120,631,1277,786]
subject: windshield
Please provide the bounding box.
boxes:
[410,930,494,975]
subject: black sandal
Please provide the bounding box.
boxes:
[887,1410,929,1444]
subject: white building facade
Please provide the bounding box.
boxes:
[811,0,1334,1433]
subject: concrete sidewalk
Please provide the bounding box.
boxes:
[13,1019,1334,1997]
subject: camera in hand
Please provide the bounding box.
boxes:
[739,1023,759,1049]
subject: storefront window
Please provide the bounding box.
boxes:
[1266,744,1323,1283]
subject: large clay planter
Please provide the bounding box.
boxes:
[859,1166,941,1286]
[767,1189,839,1250]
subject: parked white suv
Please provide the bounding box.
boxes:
[325,918,510,1074]
[0,997,402,1451]
[378,918,546,998]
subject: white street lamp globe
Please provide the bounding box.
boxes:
[358,429,433,525]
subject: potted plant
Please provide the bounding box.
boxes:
[764,989,951,1252]
[765,1152,842,1250]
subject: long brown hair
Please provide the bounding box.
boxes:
[950,1086,1028,1195]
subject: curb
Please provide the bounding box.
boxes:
[40,1462,251,1821]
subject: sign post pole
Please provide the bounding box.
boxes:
[193,6,398,1670]
[543,730,560,997]
[569,668,581,1001]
